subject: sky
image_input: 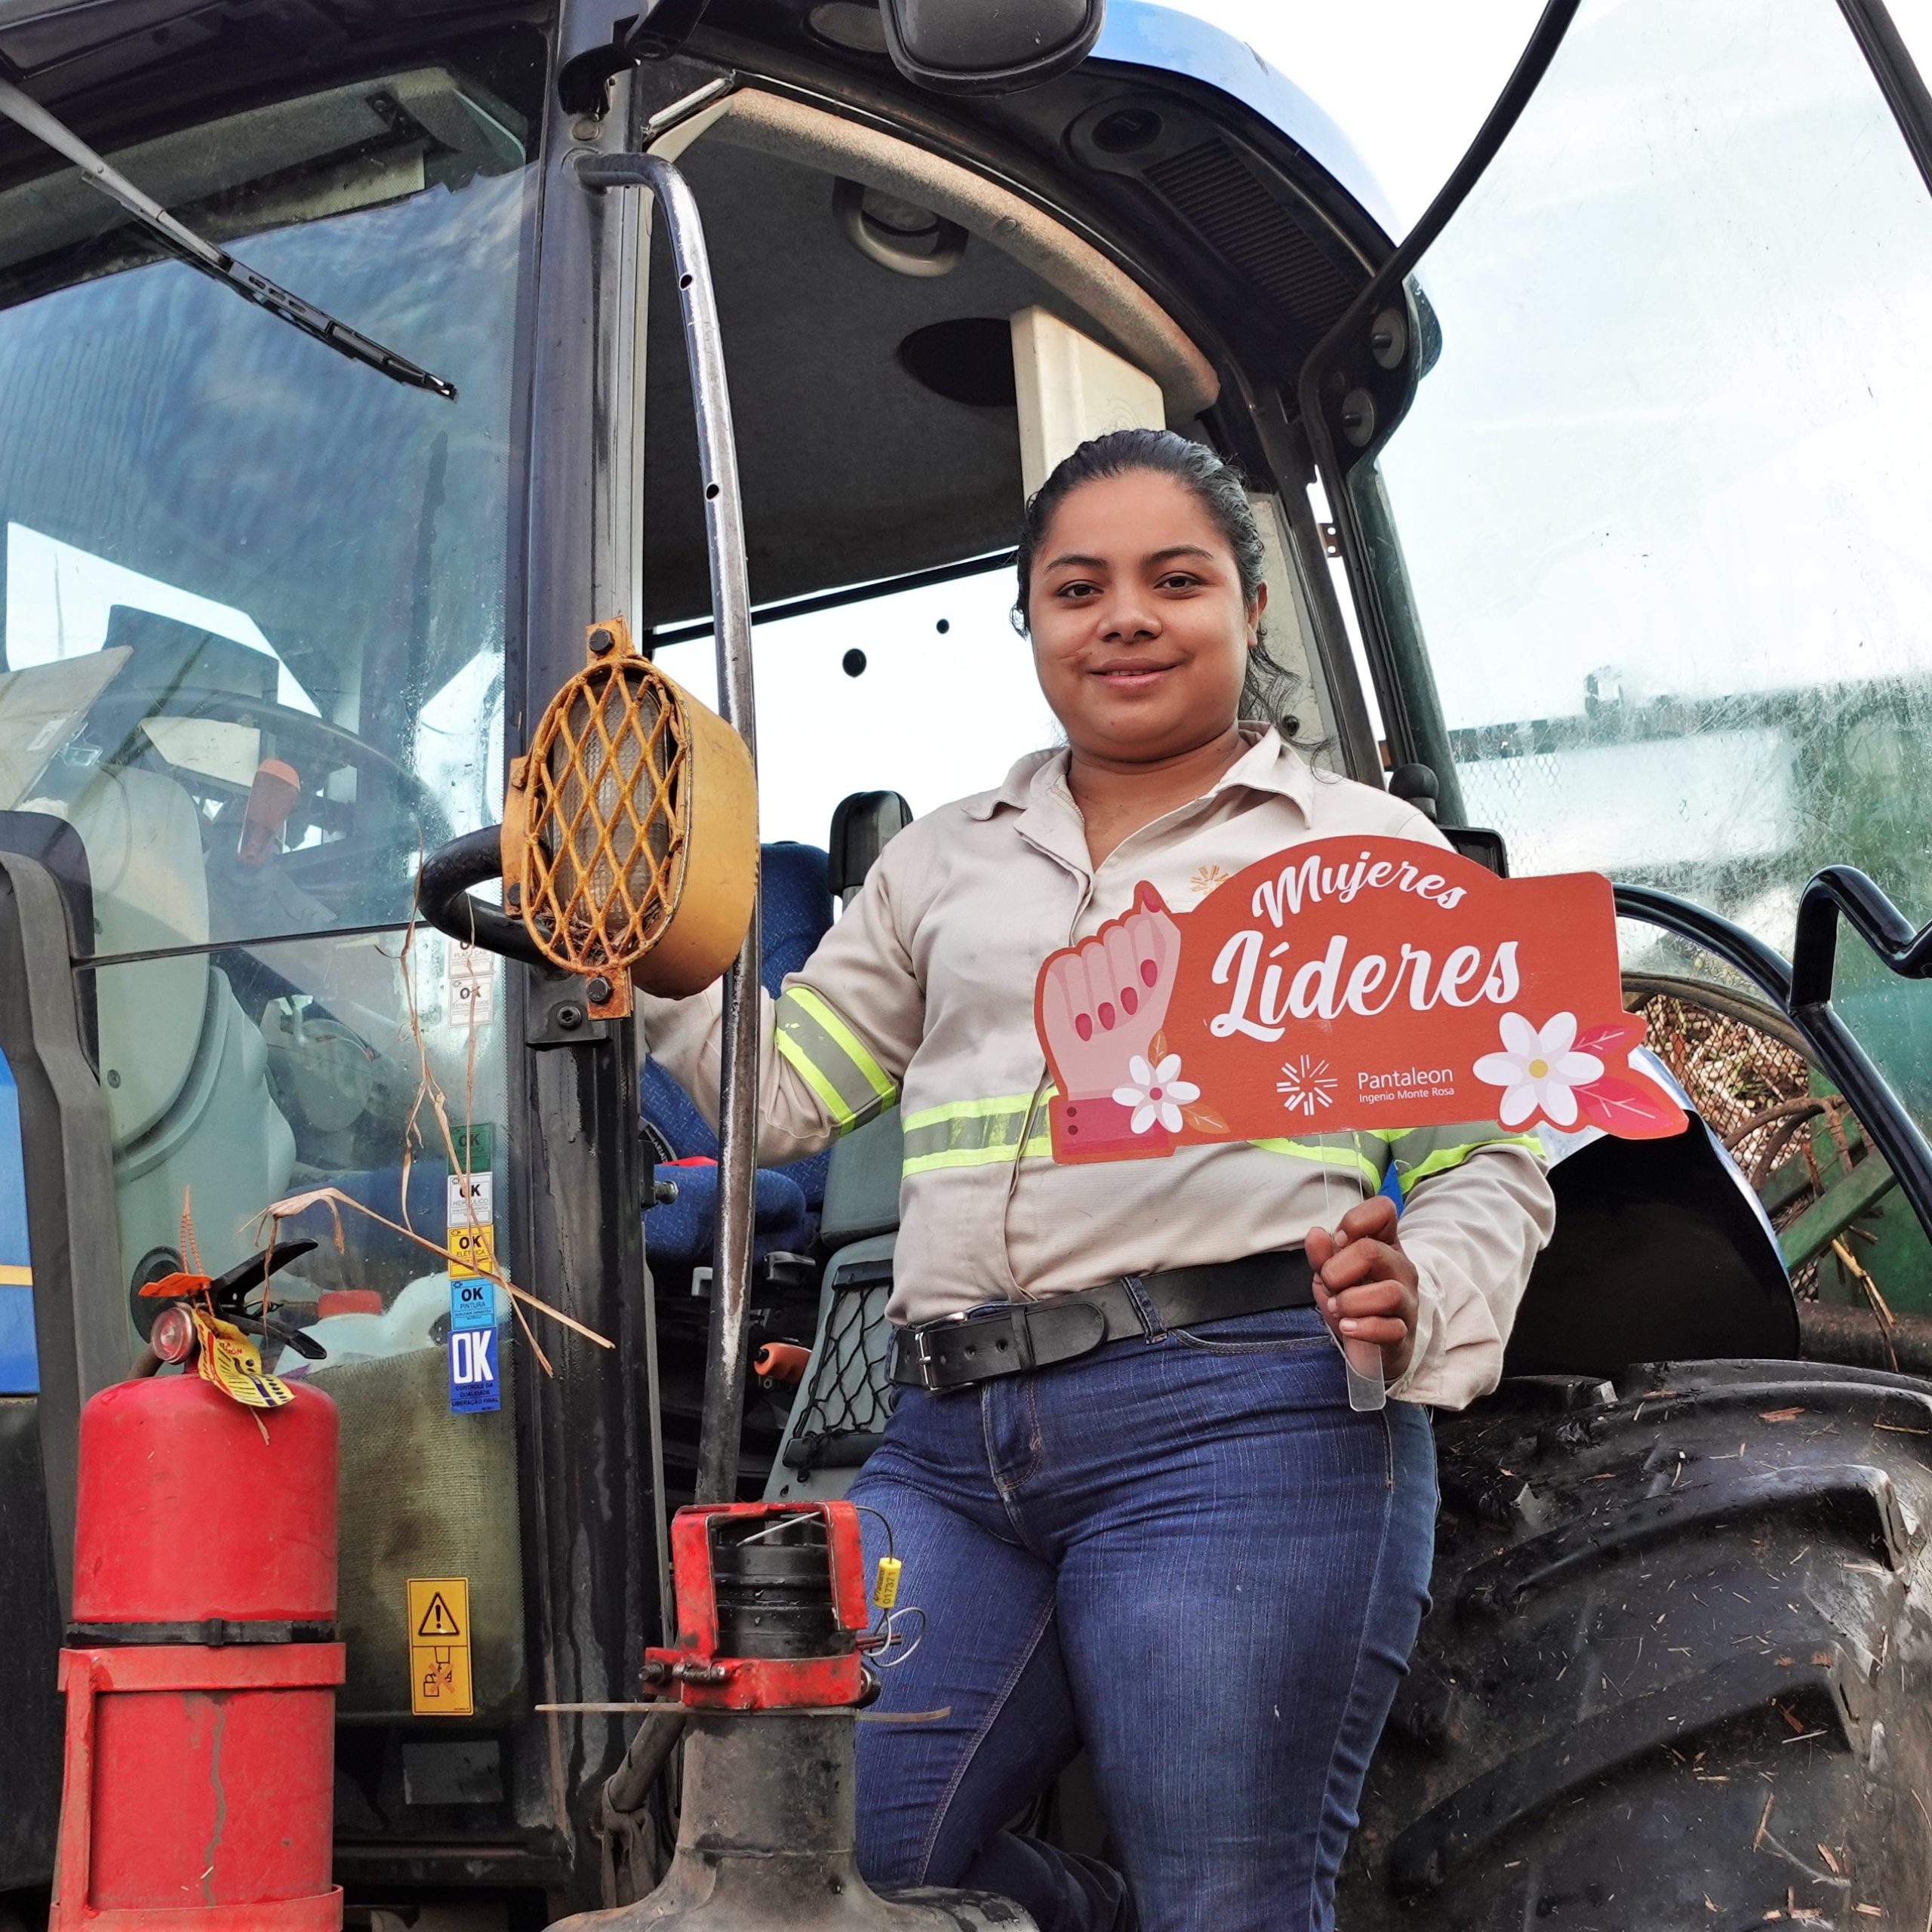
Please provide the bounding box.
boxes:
[1174,0,1932,235]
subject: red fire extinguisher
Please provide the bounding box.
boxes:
[51,1241,344,1930]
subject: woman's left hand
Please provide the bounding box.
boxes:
[1305,1195,1421,1384]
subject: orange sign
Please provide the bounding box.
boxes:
[1034,836,1686,1163]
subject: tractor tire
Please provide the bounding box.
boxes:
[1336,1360,1932,1930]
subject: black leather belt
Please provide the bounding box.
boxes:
[891,1251,1315,1394]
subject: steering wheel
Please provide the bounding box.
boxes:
[86,681,454,912]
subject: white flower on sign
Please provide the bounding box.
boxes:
[1112,1054,1200,1135]
[1474,1012,1604,1128]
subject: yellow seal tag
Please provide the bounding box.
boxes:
[872,1555,903,1610]
[190,1305,296,1410]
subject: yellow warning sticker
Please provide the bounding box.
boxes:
[408,1577,475,1717]
[447,1223,497,1281]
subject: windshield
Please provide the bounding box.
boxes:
[0,31,542,1330]
[0,36,540,948]
[1344,0,1932,1111]
[0,31,546,1724]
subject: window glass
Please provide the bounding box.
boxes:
[0,32,541,949]
[82,924,524,1718]
[1352,0,1932,1115]
[87,927,508,1334]
[0,36,542,1719]
[653,561,1060,849]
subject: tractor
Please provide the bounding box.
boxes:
[0,0,1930,1926]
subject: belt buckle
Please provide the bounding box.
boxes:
[911,1311,974,1392]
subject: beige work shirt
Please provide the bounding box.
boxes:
[644,726,1555,1409]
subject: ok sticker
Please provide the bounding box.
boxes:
[448,1323,500,1414]
[450,1276,494,1330]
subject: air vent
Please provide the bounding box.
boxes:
[1144,139,1360,346]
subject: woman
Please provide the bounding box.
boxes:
[644,430,1555,1932]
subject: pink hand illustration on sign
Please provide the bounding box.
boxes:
[1035,886,1223,1157]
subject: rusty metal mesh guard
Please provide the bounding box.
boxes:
[522,660,688,975]
[1627,981,1821,1189]
[782,1275,897,1473]
[1625,976,1862,1300]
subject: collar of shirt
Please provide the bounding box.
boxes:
[964,724,1318,856]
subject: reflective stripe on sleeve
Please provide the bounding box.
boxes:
[1380,1121,1545,1189]
[772,986,897,1136]
[1248,1134,1384,1189]
[901,1092,1053,1176]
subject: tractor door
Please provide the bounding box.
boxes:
[0,18,558,1905]
[1301,0,1932,1347]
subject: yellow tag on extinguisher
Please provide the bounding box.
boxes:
[189,1305,296,1411]
[872,1555,903,1610]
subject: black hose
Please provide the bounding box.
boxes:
[414,826,549,970]
[604,1708,687,1820]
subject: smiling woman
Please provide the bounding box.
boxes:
[641,426,1555,1932]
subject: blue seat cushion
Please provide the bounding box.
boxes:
[648,1162,811,1269]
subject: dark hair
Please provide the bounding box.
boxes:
[1011,428,1305,737]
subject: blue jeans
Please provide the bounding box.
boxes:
[848,1300,1437,1932]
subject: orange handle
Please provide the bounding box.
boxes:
[752,1343,810,1386]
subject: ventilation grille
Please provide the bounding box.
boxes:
[1144,139,1360,344]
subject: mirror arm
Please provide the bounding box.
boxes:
[1790,865,1932,1010]
[416,827,551,971]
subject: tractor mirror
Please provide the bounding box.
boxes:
[500,618,756,1016]
[880,0,1105,97]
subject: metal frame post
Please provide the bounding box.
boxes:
[577,147,761,1507]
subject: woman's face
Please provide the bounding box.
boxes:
[1027,469,1264,766]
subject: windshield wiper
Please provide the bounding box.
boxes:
[0,76,457,400]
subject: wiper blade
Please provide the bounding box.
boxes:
[0,76,457,400]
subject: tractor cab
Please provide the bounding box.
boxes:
[0,1,1929,1927]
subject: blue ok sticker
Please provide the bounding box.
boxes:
[448,1323,500,1414]
[450,1275,494,1331]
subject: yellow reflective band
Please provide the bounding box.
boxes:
[0,1263,28,1286]
[787,986,896,1106]
[1398,1131,1544,1189]
[902,1091,1041,1134]
[903,1136,1057,1177]
[773,986,897,1136]
[774,1029,857,1131]
[1249,1137,1383,1189]
[900,1093,1056,1176]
